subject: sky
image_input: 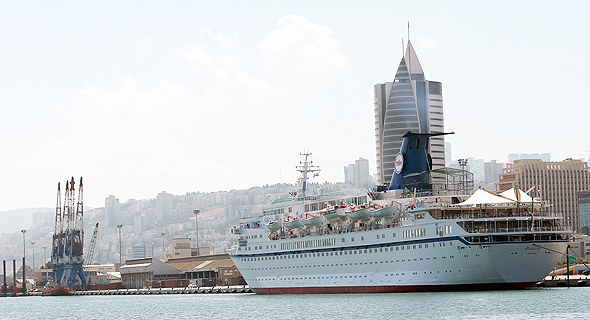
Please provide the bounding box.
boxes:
[1,1,590,212]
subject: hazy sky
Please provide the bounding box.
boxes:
[2,1,589,211]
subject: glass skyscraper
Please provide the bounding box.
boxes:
[374,40,446,185]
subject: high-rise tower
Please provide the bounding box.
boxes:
[374,40,445,185]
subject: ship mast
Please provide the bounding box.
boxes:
[296,152,320,198]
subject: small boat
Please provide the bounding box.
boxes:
[369,205,395,219]
[302,214,324,227]
[323,209,341,221]
[42,285,71,296]
[283,217,303,229]
[266,220,282,231]
[345,205,371,221]
[323,204,347,221]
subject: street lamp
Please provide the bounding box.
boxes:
[194,209,200,256]
[458,159,468,193]
[43,245,48,268]
[117,224,123,265]
[161,232,166,261]
[20,230,26,259]
[31,241,35,272]
[20,230,26,294]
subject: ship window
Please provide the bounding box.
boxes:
[342,238,345,242]
[377,235,380,239]
[407,246,410,250]
[385,248,388,252]
[382,234,385,238]
[393,233,396,237]
[351,237,354,242]
[413,245,416,249]
[401,246,404,250]
[361,236,365,241]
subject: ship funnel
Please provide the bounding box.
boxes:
[388,131,453,191]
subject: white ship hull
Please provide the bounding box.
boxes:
[230,213,568,294]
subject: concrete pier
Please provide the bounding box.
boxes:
[535,275,590,287]
[1,285,252,297]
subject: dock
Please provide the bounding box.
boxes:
[1,285,252,297]
[535,275,590,287]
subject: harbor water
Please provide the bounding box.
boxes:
[1,288,589,319]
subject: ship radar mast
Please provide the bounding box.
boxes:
[295,152,320,198]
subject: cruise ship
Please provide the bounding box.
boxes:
[228,133,569,294]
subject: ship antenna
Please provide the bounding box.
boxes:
[296,151,321,198]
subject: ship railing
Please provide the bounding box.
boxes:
[434,208,562,220]
[459,225,566,234]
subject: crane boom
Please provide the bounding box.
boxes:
[87,222,99,264]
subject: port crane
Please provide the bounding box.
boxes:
[86,222,99,264]
[51,177,87,289]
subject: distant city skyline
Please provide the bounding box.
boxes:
[2,1,590,211]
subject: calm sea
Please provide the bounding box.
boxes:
[1,288,589,319]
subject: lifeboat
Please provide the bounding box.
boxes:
[345,204,371,221]
[302,214,324,227]
[283,217,303,229]
[369,205,395,219]
[323,204,347,221]
[266,220,282,231]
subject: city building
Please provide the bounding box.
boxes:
[484,160,504,184]
[156,191,173,222]
[577,191,590,235]
[374,40,445,185]
[163,238,210,261]
[508,153,551,163]
[105,195,120,228]
[131,245,147,259]
[344,164,355,185]
[497,158,590,232]
[343,158,371,187]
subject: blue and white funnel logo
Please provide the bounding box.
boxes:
[394,152,404,174]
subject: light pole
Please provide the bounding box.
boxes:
[458,159,468,193]
[194,209,200,256]
[20,230,26,294]
[43,245,48,268]
[117,224,123,265]
[21,230,26,259]
[161,232,166,261]
[31,241,35,273]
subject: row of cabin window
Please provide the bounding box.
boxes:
[241,241,454,261]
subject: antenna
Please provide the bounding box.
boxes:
[402,37,404,57]
[407,21,410,41]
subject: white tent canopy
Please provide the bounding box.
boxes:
[458,188,515,206]
[499,187,541,203]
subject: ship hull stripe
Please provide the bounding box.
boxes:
[251,282,536,295]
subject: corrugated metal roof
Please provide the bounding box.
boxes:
[167,258,235,271]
